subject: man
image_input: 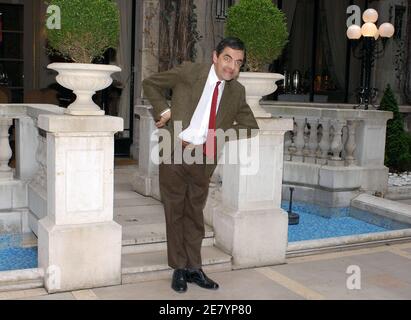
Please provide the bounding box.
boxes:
[142,37,258,293]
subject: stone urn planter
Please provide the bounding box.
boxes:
[237,72,284,118]
[47,63,121,116]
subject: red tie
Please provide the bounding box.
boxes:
[204,81,221,159]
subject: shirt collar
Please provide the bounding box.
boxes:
[210,65,225,86]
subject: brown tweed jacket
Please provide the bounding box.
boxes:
[142,62,259,177]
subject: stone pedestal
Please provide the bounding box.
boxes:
[37,114,123,293]
[38,218,121,293]
[213,117,294,268]
[132,105,161,200]
[355,116,392,193]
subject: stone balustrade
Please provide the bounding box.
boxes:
[0,105,64,213]
[261,101,393,207]
[132,101,395,208]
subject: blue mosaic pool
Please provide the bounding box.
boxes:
[0,201,410,271]
[0,234,37,272]
[282,201,409,242]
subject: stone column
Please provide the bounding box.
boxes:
[213,117,294,269]
[293,117,306,162]
[132,105,161,200]
[37,114,123,293]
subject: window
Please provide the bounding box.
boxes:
[0,3,24,103]
[215,0,234,21]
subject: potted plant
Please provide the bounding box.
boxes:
[226,0,288,117]
[45,0,121,115]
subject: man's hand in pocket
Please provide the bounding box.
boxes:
[156,110,171,128]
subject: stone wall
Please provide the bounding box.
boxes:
[374,0,410,105]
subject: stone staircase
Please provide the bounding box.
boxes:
[0,165,232,292]
[114,165,232,284]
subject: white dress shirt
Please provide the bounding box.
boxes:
[178,65,225,145]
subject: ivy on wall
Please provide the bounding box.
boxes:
[159,0,201,72]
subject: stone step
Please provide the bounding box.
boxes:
[121,223,215,254]
[121,246,232,284]
[10,223,215,252]
[115,197,216,254]
[114,165,138,185]
[1,228,215,253]
[0,210,30,235]
[0,268,44,292]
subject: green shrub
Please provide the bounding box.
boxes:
[379,85,411,172]
[225,0,289,72]
[46,0,120,63]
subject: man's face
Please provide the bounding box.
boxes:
[213,47,244,81]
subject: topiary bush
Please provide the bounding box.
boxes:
[379,84,411,172]
[46,0,120,63]
[225,0,289,72]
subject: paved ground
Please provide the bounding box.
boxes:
[398,199,411,205]
[1,241,410,301]
[3,165,410,305]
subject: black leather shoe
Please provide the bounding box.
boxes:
[186,268,219,290]
[171,269,187,293]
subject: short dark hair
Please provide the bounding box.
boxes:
[215,37,246,63]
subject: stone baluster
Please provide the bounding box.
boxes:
[318,119,331,165]
[31,122,47,191]
[37,133,47,190]
[341,126,347,159]
[293,117,306,162]
[305,118,319,164]
[0,118,13,180]
[303,123,310,159]
[283,130,293,161]
[329,120,346,166]
[345,120,358,166]
[288,123,297,160]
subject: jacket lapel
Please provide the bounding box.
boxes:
[190,64,210,111]
[189,64,234,129]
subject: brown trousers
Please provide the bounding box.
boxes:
[159,148,210,269]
